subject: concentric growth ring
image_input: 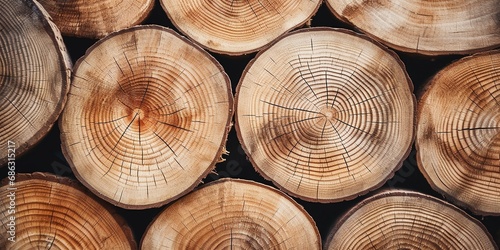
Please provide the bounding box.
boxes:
[160,0,321,55]
[0,0,71,167]
[60,25,233,209]
[417,50,500,215]
[0,173,136,249]
[236,28,415,202]
[141,179,321,249]
[37,0,155,38]
[325,190,497,249]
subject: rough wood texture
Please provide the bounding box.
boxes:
[326,0,500,55]
[325,190,498,249]
[60,25,233,209]
[37,0,154,38]
[235,28,415,202]
[417,50,500,215]
[0,172,136,249]
[0,0,71,167]
[141,178,321,249]
[159,0,321,55]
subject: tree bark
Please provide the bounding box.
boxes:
[59,25,233,209]
[235,27,415,202]
[325,190,498,249]
[417,50,500,215]
[326,0,500,55]
[36,0,155,38]
[0,0,71,167]
[159,0,322,55]
[0,172,136,249]
[141,178,321,249]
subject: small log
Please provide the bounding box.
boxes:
[0,172,136,249]
[417,50,500,215]
[141,178,321,249]
[59,25,233,209]
[326,0,500,55]
[0,0,71,167]
[36,0,155,38]
[235,27,415,202]
[325,190,498,249]
[159,0,322,55]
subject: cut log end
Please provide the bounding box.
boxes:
[60,25,233,209]
[0,172,137,249]
[0,0,71,167]
[159,0,322,55]
[36,0,155,38]
[325,190,498,250]
[326,0,500,55]
[235,27,415,202]
[417,50,500,215]
[141,178,321,249]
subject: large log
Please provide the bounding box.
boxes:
[325,190,498,249]
[235,27,415,202]
[159,0,322,55]
[36,0,155,38]
[326,0,500,55]
[417,50,500,215]
[0,172,136,249]
[60,25,233,209]
[141,179,321,249]
[0,0,71,167]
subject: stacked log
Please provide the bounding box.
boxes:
[326,0,500,55]
[37,0,155,38]
[1,0,499,248]
[325,190,497,249]
[141,179,321,249]
[0,0,71,167]
[235,27,415,202]
[417,50,500,215]
[0,173,136,249]
[159,0,322,55]
[59,25,233,209]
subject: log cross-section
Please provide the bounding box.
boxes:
[326,0,500,55]
[141,179,321,249]
[0,0,71,167]
[235,28,415,202]
[159,0,322,55]
[60,25,233,209]
[417,50,500,215]
[325,190,498,250]
[0,172,137,249]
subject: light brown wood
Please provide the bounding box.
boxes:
[0,0,71,167]
[325,190,498,250]
[0,172,136,249]
[326,0,500,55]
[60,25,233,209]
[235,27,415,202]
[159,0,322,55]
[37,0,155,38]
[417,50,500,215]
[141,178,321,249]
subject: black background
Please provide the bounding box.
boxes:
[2,0,499,247]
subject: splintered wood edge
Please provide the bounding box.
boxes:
[415,49,500,216]
[140,178,321,249]
[324,189,498,250]
[324,1,500,56]
[1,172,137,249]
[234,27,416,203]
[159,1,322,56]
[0,0,72,167]
[59,24,234,209]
